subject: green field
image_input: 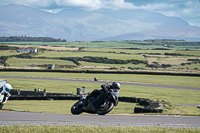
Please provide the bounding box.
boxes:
[0,50,21,57]
[174,50,200,56]
[1,125,200,133]
[3,100,136,114]
[7,58,76,67]
[173,63,200,69]
[1,40,200,50]
[0,72,199,87]
[3,100,200,116]
[146,55,197,65]
[34,51,145,60]
[1,42,200,72]
[84,48,173,54]
[79,61,146,69]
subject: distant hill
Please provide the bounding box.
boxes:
[101,26,200,41]
[0,4,200,41]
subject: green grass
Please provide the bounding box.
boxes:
[3,100,74,114]
[84,48,172,54]
[1,41,200,50]
[162,102,200,116]
[1,125,200,133]
[0,50,21,57]
[0,72,199,87]
[174,50,200,56]
[80,61,146,69]
[173,63,200,69]
[7,58,76,67]
[0,72,199,105]
[3,100,200,116]
[34,51,145,60]
[3,100,136,114]
[146,55,200,66]
[0,42,65,46]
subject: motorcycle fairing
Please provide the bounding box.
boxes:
[0,95,4,102]
[92,94,114,111]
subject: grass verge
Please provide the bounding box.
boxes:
[0,125,200,133]
[2,100,200,116]
[0,72,199,87]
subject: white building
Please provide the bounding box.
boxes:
[17,48,37,53]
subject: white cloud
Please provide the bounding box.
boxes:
[133,3,174,10]
[55,0,102,10]
[42,8,63,14]
[100,0,134,10]
[0,0,134,10]
[1,0,200,26]
[0,0,54,7]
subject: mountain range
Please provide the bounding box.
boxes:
[0,4,200,41]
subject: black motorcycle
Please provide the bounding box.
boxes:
[71,85,119,115]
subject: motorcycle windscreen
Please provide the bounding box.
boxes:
[110,89,119,97]
[0,79,6,88]
[0,95,4,101]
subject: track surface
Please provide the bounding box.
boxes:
[0,76,200,90]
[0,111,200,128]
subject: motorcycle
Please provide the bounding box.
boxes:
[71,83,119,115]
[0,80,13,109]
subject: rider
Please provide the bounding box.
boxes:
[86,82,120,99]
[0,83,13,104]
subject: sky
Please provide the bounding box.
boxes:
[0,0,200,27]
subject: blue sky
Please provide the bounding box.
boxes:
[0,0,200,26]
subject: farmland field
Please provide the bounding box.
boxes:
[0,50,21,57]
[84,48,172,54]
[1,41,200,73]
[79,61,146,69]
[1,40,200,50]
[34,51,145,60]
[174,50,200,56]
[145,55,196,65]
[7,58,76,67]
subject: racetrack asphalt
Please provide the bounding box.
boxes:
[0,111,200,128]
[0,76,200,91]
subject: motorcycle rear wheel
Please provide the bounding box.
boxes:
[97,100,114,115]
[71,101,83,115]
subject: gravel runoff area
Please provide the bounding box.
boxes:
[0,111,200,128]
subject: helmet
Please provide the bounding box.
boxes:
[112,82,120,89]
[3,83,13,92]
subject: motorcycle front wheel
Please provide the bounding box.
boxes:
[71,101,83,115]
[97,100,114,115]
